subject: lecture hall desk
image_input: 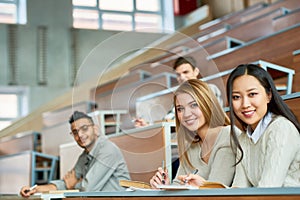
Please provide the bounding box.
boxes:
[2,187,299,200]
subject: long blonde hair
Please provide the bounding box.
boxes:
[174,79,230,169]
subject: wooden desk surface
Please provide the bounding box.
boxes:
[63,188,300,200]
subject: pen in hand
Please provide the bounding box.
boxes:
[24,184,37,194]
[184,169,198,184]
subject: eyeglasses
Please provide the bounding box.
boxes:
[70,124,94,137]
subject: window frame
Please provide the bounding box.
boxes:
[0,0,27,24]
[72,0,174,33]
[0,86,29,130]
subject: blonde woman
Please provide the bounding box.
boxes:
[150,79,239,188]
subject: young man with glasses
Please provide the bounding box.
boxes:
[20,111,130,197]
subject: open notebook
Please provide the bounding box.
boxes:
[157,181,228,190]
[119,179,228,190]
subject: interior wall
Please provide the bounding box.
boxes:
[0,0,166,113]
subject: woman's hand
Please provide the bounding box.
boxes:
[149,167,170,189]
[178,174,206,187]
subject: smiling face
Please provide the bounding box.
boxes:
[175,63,199,84]
[232,75,271,130]
[175,92,207,133]
[70,118,99,152]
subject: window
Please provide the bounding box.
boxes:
[72,0,174,33]
[0,0,27,24]
[0,87,28,131]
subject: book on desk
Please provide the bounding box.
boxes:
[156,182,228,190]
[44,189,80,194]
[119,179,228,190]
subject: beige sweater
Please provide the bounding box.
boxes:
[175,125,236,186]
[232,115,300,187]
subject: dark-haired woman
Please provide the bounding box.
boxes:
[227,64,300,187]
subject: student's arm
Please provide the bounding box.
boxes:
[63,169,82,189]
[35,184,57,192]
[50,155,85,190]
[20,184,57,197]
[257,120,299,187]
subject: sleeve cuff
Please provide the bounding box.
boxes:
[49,180,67,190]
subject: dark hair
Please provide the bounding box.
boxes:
[226,64,300,163]
[69,111,94,124]
[173,56,197,70]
